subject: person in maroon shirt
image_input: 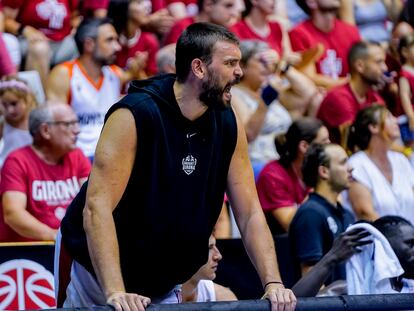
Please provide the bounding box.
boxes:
[317,41,387,145]
[163,0,239,45]
[256,117,330,234]
[108,0,159,76]
[289,0,360,89]
[2,0,80,87]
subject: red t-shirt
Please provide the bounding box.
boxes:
[116,31,160,76]
[0,146,91,242]
[400,68,414,108]
[289,19,360,78]
[256,160,307,212]
[2,0,78,41]
[317,83,384,142]
[230,19,283,56]
[163,16,194,46]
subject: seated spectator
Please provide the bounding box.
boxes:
[339,0,403,47]
[163,0,239,45]
[256,118,329,234]
[344,104,414,224]
[292,226,371,297]
[289,0,361,89]
[108,0,159,76]
[0,104,91,242]
[182,234,237,302]
[231,40,292,178]
[289,143,355,286]
[317,41,386,145]
[108,0,176,39]
[398,33,414,145]
[2,0,80,87]
[156,43,176,74]
[46,18,146,160]
[230,0,297,61]
[346,216,414,294]
[0,77,37,168]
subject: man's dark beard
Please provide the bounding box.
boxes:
[93,50,115,66]
[199,74,240,108]
[361,72,382,87]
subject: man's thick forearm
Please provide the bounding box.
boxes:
[84,206,125,298]
[240,210,281,286]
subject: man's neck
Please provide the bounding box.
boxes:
[181,277,199,302]
[315,183,339,207]
[78,56,103,83]
[349,77,370,103]
[246,10,270,32]
[31,144,64,165]
[311,10,337,33]
[174,81,208,121]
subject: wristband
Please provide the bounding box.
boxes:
[263,281,284,290]
[261,84,278,106]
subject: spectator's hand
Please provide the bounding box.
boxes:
[106,292,151,311]
[284,52,302,66]
[257,49,280,74]
[262,283,296,311]
[328,228,372,264]
[145,9,175,36]
[22,26,48,43]
[126,51,148,78]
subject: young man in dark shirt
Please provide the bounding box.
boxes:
[290,143,354,285]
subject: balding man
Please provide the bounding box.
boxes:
[0,104,91,242]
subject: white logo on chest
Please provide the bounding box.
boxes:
[36,0,67,30]
[182,155,197,175]
[327,216,338,234]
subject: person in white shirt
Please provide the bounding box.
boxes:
[181,234,237,302]
[344,104,414,224]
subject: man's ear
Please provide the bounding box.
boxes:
[298,140,309,155]
[84,37,96,54]
[305,0,318,10]
[354,58,365,74]
[203,0,214,13]
[39,123,51,140]
[191,58,206,79]
[318,165,329,180]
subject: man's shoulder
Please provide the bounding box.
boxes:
[320,84,353,109]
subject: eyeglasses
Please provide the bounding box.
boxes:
[47,120,80,128]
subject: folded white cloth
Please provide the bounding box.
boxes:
[346,223,404,294]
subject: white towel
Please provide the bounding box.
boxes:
[346,223,404,294]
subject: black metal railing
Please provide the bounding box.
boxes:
[42,294,414,311]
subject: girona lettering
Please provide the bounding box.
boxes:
[32,177,80,202]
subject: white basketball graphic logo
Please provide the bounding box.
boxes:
[0,260,55,310]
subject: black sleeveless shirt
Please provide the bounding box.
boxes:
[61,74,238,297]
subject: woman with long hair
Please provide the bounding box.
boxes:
[345,104,414,223]
[256,117,329,233]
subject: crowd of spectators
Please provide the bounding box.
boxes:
[0,0,414,303]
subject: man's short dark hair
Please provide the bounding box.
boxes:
[373,216,413,239]
[302,143,331,188]
[347,41,381,74]
[295,0,310,15]
[74,18,113,54]
[175,22,239,83]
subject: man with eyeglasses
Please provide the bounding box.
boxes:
[0,103,91,242]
